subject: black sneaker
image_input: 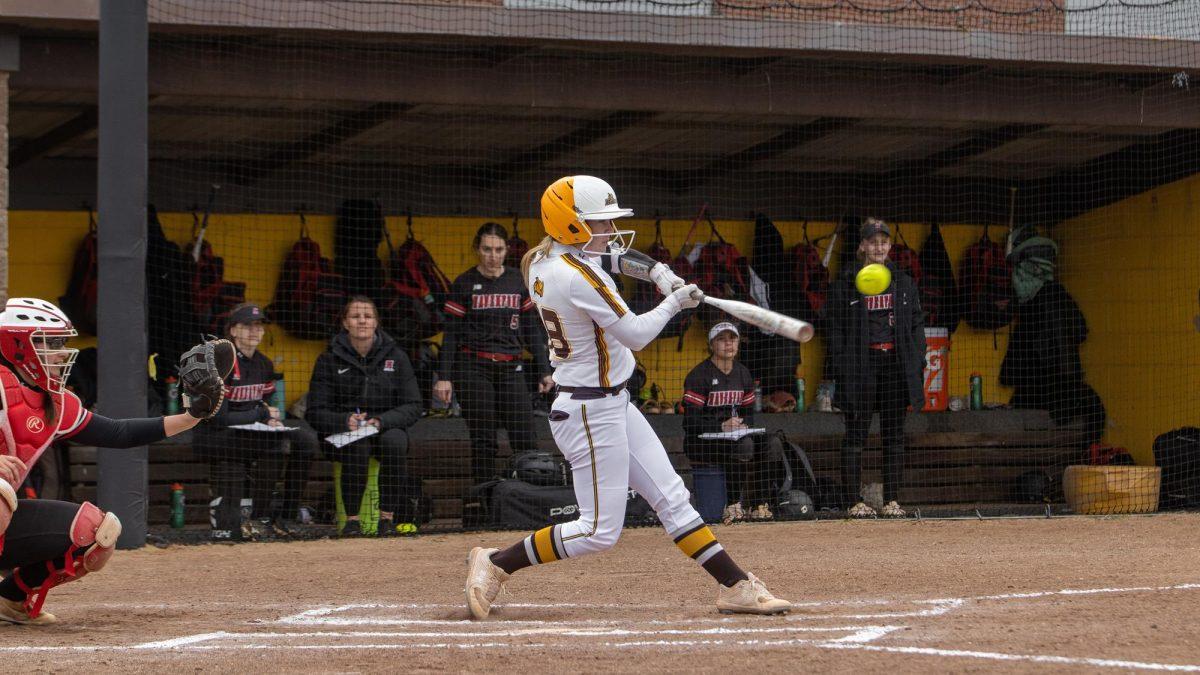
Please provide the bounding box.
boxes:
[270,517,301,538]
[210,527,242,543]
[377,517,395,537]
[341,519,363,538]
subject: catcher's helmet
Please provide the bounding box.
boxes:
[540,176,636,255]
[0,298,79,394]
[511,452,567,487]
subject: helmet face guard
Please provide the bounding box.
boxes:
[541,176,635,255]
[0,299,79,394]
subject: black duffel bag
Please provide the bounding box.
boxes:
[490,480,656,530]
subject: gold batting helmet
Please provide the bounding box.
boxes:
[540,176,635,254]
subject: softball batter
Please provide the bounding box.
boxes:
[465,176,790,618]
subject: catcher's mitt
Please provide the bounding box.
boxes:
[178,338,236,419]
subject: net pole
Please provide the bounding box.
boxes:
[97,0,149,549]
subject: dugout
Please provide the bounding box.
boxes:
[0,1,1197,526]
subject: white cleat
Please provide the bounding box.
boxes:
[465,547,509,620]
[0,597,57,625]
[848,502,877,518]
[717,573,791,615]
[880,501,907,518]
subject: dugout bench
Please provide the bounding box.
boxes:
[66,410,1091,528]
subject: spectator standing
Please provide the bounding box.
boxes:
[436,223,553,495]
[306,296,423,536]
[682,322,781,524]
[824,219,926,518]
[192,303,320,540]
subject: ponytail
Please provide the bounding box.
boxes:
[521,236,556,284]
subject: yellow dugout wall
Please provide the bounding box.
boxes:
[13,210,1014,417]
[1057,173,1200,465]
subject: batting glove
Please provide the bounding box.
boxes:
[649,263,686,297]
[671,284,702,310]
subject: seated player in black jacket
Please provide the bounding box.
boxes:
[192,303,320,541]
[682,323,782,525]
[306,296,424,537]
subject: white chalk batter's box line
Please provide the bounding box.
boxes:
[5,582,1200,672]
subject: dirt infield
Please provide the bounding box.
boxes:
[4,514,1200,673]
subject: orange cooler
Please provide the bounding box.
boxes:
[922,327,950,412]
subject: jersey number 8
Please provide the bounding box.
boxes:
[539,307,571,360]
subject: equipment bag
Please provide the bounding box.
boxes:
[694,215,754,328]
[380,212,452,343]
[59,209,99,334]
[268,213,347,340]
[886,224,923,289]
[788,221,831,325]
[1153,427,1200,508]
[917,222,961,331]
[960,224,1013,330]
[188,212,247,336]
[146,205,199,368]
[490,480,655,530]
[504,211,529,270]
[772,430,820,519]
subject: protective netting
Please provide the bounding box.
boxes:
[8,0,1200,535]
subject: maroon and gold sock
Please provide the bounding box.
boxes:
[673,522,749,587]
[489,525,566,575]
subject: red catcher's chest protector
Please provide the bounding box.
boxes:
[0,367,84,484]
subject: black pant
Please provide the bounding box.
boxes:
[686,434,781,507]
[841,350,908,505]
[194,420,321,530]
[455,358,538,485]
[0,499,78,601]
[326,428,410,516]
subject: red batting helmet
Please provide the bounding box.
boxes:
[0,298,79,394]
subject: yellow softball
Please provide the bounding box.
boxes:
[855,263,892,296]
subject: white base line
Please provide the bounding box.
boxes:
[821,643,1200,672]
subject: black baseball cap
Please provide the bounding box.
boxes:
[860,218,891,240]
[227,303,270,326]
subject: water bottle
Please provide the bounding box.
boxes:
[270,378,286,420]
[170,483,186,529]
[795,376,806,413]
[165,377,181,415]
[753,380,763,413]
[969,372,983,411]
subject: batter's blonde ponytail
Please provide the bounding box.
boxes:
[521,235,555,284]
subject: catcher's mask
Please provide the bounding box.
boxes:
[540,176,636,256]
[0,298,78,394]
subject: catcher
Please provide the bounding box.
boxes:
[0,298,232,625]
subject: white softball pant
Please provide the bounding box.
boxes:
[528,389,705,563]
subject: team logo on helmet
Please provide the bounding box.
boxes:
[604,193,616,206]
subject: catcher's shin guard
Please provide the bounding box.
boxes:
[13,501,121,619]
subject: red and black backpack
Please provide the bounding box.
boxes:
[960,224,1013,330]
[504,211,529,270]
[268,213,347,340]
[188,213,247,336]
[789,221,831,324]
[380,212,452,342]
[694,215,754,328]
[886,224,923,289]
[59,209,99,335]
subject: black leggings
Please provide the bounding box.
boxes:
[326,428,410,516]
[841,351,908,505]
[0,500,79,601]
[455,358,538,484]
[194,421,320,530]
